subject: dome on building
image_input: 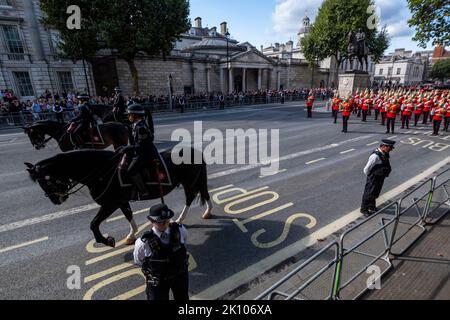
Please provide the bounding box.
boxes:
[182,36,246,53]
[298,13,311,35]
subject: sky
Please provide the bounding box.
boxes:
[189,0,436,54]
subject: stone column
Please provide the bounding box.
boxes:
[220,68,224,93]
[242,68,247,92]
[258,69,262,90]
[206,67,211,93]
[229,68,234,94]
[191,65,196,94]
[267,69,272,90]
[23,1,45,61]
[277,71,281,90]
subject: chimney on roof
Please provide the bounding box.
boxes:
[194,17,202,28]
[220,22,227,35]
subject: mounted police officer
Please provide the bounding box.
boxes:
[133,204,190,301]
[360,140,395,217]
[67,94,95,145]
[120,104,157,198]
[112,87,126,123]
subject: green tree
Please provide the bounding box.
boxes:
[302,0,390,76]
[429,58,450,82]
[407,0,450,48]
[40,0,191,94]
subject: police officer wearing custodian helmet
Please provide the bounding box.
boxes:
[360,139,396,217]
[133,204,189,301]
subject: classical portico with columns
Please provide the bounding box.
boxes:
[104,16,331,96]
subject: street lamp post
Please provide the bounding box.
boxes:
[225,30,230,94]
[168,74,173,111]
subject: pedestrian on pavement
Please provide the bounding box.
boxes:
[360,140,395,217]
[134,204,190,301]
[306,91,315,118]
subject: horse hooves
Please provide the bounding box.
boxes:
[202,212,213,220]
[106,237,116,248]
[124,236,136,246]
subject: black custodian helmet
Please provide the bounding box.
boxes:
[127,104,146,115]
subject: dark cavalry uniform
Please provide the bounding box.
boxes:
[68,101,95,145]
[140,223,189,301]
[127,119,157,177]
[113,94,127,123]
[361,149,392,214]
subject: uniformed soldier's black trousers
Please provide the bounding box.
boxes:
[381,113,386,125]
[401,115,410,129]
[414,114,421,126]
[361,175,385,213]
[342,116,349,133]
[362,110,368,122]
[146,271,189,301]
[444,117,450,132]
[433,119,442,135]
[374,109,380,121]
[386,118,396,133]
[422,112,429,124]
[332,110,338,123]
[307,107,313,118]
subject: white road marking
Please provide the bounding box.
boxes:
[0,135,373,234]
[192,154,450,300]
[306,158,326,165]
[209,135,372,179]
[0,204,100,234]
[340,149,355,155]
[367,142,378,146]
[0,132,24,138]
[0,236,49,254]
[0,171,25,178]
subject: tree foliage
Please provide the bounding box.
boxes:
[40,0,191,94]
[302,0,390,71]
[407,0,450,48]
[429,58,450,82]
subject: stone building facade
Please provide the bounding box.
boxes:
[100,16,332,96]
[0,0,95,100]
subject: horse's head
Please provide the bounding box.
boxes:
[23,123,46,150]
[25,162,71,205]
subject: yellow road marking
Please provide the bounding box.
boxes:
[233,203,293,233]
[306,158,326,165]
[84,263,134,284]
[210,185,234,193]
[106,208,148,223]
[0,236,48,254]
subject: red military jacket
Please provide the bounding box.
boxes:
[332,97,341,111]
[342,102,352,117]
[387,103,399,118]
[362,98,369,111]
[307,96,315,107]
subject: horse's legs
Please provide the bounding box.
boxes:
[176,205,190,224]
[90,206,117,247]
[120,203,138,245]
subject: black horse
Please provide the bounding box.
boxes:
[25,149,213,247]
[23,120,129,152]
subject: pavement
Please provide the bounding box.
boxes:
[0,100,449,300]
[363,211,450,300]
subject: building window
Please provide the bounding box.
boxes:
[57,71,74,93]
[13,71,34,97]
[2,25,25,60]
[379,68,383,75]
[0,0,13,6]
[388,67,393,76]
[396,68,401,75]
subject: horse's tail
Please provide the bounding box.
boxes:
[189,152,210,206]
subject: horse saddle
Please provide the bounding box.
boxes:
[118,153,173,188]
[69,124,105,147]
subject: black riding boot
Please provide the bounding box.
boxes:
[131,174,149,198]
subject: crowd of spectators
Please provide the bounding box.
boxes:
[0,87,335,126]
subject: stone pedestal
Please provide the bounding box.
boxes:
[338,71,370,97]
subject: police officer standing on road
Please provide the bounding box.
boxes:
[360,140,396,217]
[134,204,190,301]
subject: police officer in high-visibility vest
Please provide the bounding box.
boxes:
[134,204,189,301]
[360,140,395,217]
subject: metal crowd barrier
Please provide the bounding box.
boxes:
[255,242,339,300]
[336,202,398,300]
[255,169,450,300]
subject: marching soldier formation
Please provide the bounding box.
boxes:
[331,88,449,135]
